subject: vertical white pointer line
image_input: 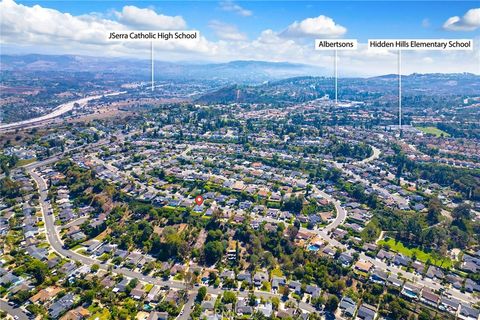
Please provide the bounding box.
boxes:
[151,40,154,91]
[334,49,338,105]
[398,49,402,130]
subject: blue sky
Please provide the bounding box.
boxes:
[3,0,480,75]
[15,1,478,40]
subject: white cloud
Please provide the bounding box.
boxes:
[115,6,186,30]
[280,15,347,38]
[208,20,247,41]
[422,57,434,64]
[422,18,430,28]
[443,8,480,31]
[0,0,478,76]
[219,0,252,17]
[0,0,210,57]
[0,0,121,46]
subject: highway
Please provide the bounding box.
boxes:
[0,92,125,133]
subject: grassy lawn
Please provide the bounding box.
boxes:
[48,252,58,259]
[88,309,110,320]
[261,281,271,292]
[144,283,154,292]
[93,229,109,241]
[379,238,452,268]
[173,273,183,281]
[16,158,36,167]
[71,244,84,251]
[99,253,110,262]
[416,126,450,137]
[190,211,203,217]
[270,267,284,278]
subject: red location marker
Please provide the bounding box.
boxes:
[195,195,204,206]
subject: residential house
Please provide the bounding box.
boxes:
[288,280,302,294]
[339,296,356,318]
[236,299,253,315]
[254,272,268,287]
[130,283,145,300]
[257,302,273,317]
[354,260,373,274]
[49,293,76,319]
[387,274,403,288]
[59,306,90,320]
[393,254,411,267]
[420,290,440,308]
[439,297,460,314]
[30,286,62,304]
[305,285,321,298]
[458,305,480,320]
[237,272,252,284]
[376,249,394,261]
[401,283,421,300]
[113,278,129,293]
[370,270,387,285]
[271,276,286,291]
[356,303,376,320]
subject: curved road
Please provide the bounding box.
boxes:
[329,145,409,208]
[28,168,187,291]
[354,145,381,165]
[26,165,318,316]
[308,145,380,246]
[312,186,346,234]
[24,141,477,312]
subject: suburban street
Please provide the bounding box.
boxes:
[12,135,470,319]
[25,139,476,313]
[26,165,319,319]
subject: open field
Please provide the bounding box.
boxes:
[379,238,453,268]
[416,126,450,137]
[16,158,36,166]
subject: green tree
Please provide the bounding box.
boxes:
[223,291,237,304]
[26,259,49,284]
[196,286,207,302]
[427,197,442,224]
[325,295,339,312]
[91,264,100,273]
[204,241,224,265]
[452,204,471,222]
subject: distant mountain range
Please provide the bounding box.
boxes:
[196,73,480,104]
[2,54,479,104]
[0,54,325,83]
